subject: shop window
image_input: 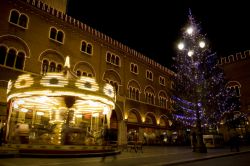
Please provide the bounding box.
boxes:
[0,46,7,65]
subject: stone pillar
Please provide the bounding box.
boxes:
[139,127,144,142]
[118,120,127,145]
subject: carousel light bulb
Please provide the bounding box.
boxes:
[199,41,205,48]
[178,42,184,50]
[21,108,28,113]
[188,50,194,57]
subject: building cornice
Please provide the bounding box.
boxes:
[17,0,174,76]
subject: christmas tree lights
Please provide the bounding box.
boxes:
[171,10,240,152]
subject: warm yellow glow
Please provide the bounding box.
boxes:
[186,27,193,35]
[103,83,115,98]
[20,108,28,113]
[17,99,25,105]
[199,41,205,48]
[178,42,184,50]
[124,113,128,120]
[157,119,160,125]
[13,102,18,109]
[188,50,194,57]
[92,112,99,117]
[142,117,145,123]
[64,56,70,68]
[36,111,45,116]
[14,74,34,89]
[7,80,12,94]
[8,90,115,110]
[40,73,68,87]
[103,106,109,115]
[75,114,82,118]
[75,76,99,91]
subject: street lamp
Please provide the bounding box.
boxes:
[177,26,207,153]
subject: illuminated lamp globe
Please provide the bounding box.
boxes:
[186,27,193,35]
[178,42,184,50]
[188,50,194,57]
[199,41,205,48]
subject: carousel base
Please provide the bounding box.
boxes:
[3,144,120,158]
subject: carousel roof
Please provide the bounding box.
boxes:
[7,56,116,110]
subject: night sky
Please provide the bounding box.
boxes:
[67,0,249,69]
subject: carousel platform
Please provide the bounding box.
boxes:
[0,144,121,158]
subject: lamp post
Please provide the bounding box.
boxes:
[178,26,207,153]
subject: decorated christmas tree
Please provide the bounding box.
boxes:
[171,10,240,152]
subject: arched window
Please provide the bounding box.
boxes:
[130,64,134,71]
[10,10,19,24]
[50,28,57,39]
[19,14,28,28]
[15,52,25,69]
[235,86,240,97]
[88,73,92,77]
[82,72,87,76]
[114,82,118,94]
[111,55,115,64]
[57,31,64,43]
[136,89,139,101]
[42,60,49,74]
[107,52,111,62]
[129,87,132,98]
[49,62,56,72]
[76,70,81,77]
[87,44,92,54]
[0,46,7,65]
[81,41,87,52]
[134,65,138,73]
[115,57,120,66]
[6,49,16,67]
[57,64,62,72]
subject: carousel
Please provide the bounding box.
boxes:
[4,57,116,153]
